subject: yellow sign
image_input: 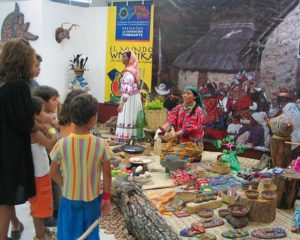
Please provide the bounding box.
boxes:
[105,5,154,102]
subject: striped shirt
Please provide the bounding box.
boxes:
[50,133,113,201]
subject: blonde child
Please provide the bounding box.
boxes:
[29,96,57,240]
[50,94,112,240]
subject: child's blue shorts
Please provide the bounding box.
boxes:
[57,195,101,240]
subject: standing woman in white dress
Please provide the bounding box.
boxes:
[115,51,143,142]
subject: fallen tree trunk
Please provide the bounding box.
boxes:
[112,181,180,240]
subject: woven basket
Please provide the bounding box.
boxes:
[211,162,230,175]
[175,192,197,204]
[228,204,249,217]
[186,197,223,214]
[261,191,277,200]
[245,190,259,199]
[220,191,236,204]
[144,109,168,130]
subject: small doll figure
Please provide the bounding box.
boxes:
[68,54,90,93]
[292,205,300,233]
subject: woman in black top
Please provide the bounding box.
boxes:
[0,39,36,239]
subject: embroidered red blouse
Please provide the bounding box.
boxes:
[167,104,206,142]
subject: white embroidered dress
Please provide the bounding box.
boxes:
[115,71,142,141]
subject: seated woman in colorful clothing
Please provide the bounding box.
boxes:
[156,86,206,162]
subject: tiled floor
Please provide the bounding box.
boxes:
[8,202,116,240]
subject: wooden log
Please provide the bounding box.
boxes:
[274,174,300,209]
[237,190,276,223]
[270,136,292,168]
[112,181,180,240]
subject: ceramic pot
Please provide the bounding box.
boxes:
[241,181,250,191]
[251,179,259,190]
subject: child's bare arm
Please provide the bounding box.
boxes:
[101,158,112,216]
[102,159,112,194]
[50,162,63,187]
[31,131,57,150]
[32,131,57,150]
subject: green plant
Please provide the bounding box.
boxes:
[107,95,120,104]
[144,98,164,110]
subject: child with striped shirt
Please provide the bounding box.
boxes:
[50,94,113,240]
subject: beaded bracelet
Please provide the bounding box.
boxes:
[102,192,111,200]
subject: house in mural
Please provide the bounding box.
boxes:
[172,22,255,90]
[154,0,300,94]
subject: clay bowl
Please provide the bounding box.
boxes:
[228,204,249,217]
[261,191,277,200]
[218,209,230,218]
[198,208,214,218]
[245,190,259,200]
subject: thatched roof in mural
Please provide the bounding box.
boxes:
[173,23,255,72]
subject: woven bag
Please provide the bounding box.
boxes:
[144,109,168,130]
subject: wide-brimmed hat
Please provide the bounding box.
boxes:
[155,83,170,95]
[272,88,294,98]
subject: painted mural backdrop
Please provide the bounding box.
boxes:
[105,4,154,102]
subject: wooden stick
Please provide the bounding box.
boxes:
[285,141,300,146]
[77,219,99,240]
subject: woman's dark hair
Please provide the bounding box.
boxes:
[0,38,35,83]
[70,94,98,127]
[32,96,44,115]
[190,103,199,117]
[189,90,199,116]
[33,85,59,102]
[58,89,85,126]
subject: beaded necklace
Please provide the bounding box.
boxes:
[183,101,195,111]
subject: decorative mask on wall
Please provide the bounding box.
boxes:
[1,3,39,41]
[55,23,79,43]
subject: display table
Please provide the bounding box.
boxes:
[111,151,299,239]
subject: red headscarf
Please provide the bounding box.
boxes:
[123,51,140,86]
